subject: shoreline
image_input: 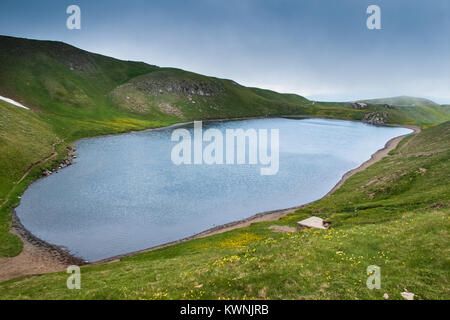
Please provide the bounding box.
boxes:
[0,118,420,282]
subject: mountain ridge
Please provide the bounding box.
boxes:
[358,95,440,107]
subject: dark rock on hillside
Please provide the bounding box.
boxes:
[109,70,228,115]
[362,112,389,125]
[41,147,77,177]
[351,102,368,109]
[130,76,225,97]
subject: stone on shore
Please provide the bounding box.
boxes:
[297,217,330,230]
[401,289,415,300]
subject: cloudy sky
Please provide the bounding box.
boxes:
[1,0,449,103]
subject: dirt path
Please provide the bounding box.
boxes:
[0,124,420,282]
[0,141,62,210]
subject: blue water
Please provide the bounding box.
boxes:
[16,118,411,261]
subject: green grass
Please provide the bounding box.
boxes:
[0,101,61,256]
[0,121,448,300]
[360,95,441,107]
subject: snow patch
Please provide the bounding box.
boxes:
[0,95,30,110]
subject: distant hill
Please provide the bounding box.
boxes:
[1,35,448,134]
[441,104,450,114]
[108,67,313,121]
[0,35,313,128]
[359,96,440,107]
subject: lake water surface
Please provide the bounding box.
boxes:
[16,118,412,261]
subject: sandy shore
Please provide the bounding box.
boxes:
[325,124,420,196]
[0,212,85,282]
[0,121,420,282]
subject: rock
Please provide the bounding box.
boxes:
[362,112,389,125]
[110,73,226,114]
[351,102,368,109]
[297,217,330,230]
[42,170,52,177]
[401,289,414,300]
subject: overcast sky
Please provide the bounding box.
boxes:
[1,0,449,103]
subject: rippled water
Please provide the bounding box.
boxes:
[16,118,411,261]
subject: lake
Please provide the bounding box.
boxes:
[16,118,412,261]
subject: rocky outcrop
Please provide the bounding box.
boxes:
[110,70,227,115]
[351,102,368,109]
[129,76,225,97]
[158,103,184,118]
[42,146,77,177]
[362,112,389,125]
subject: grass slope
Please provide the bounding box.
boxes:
[360,96,440,108]
[0,101,60,256]
[109,68,313,120]
[0,121,448,300]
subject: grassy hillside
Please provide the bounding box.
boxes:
[442,105,450,114]
[2,35,448,131]
[360,96,441,108]
[1,121,448,299]
[0,100,61,256]
[365,104,450,127]
[109,68,314,120]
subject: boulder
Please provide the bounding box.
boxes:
[351,102,368,109]
[362,112,388,125]
[297,217,330,230]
